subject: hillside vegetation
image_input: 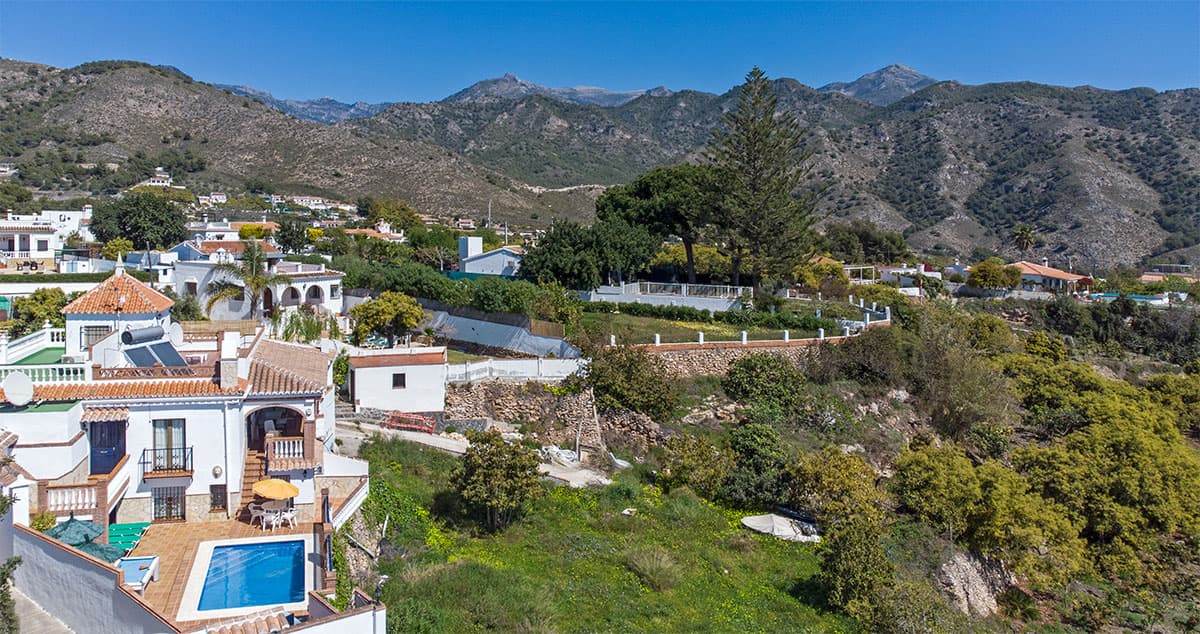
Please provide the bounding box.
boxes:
[0,59,597,226]
[353,80,1200,265]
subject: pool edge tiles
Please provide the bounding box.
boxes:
[175,533,315,623]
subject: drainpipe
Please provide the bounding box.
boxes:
[222,400,231,519]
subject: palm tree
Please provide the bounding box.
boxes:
[205,240,289,320]
[1011,224,1037,254]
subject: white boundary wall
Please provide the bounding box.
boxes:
[446,358,585,383]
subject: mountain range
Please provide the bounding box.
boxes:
[1,59,1197,266]
[218,66,933,123]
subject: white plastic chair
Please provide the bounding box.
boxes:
[278,508,297,529]
[247,503,266,528]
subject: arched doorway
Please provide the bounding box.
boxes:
[245,406,303,451]
[305,285,324,306]
[282,287,301,307]
[263,287,274,313]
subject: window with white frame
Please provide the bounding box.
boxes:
[81,325,112,348]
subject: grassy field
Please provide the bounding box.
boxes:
[578,313,821,346]
[446,349,492,364]
[358,438,852,633]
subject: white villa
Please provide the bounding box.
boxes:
[458,236,522,277]
[167,239,344,320]
[0,207,95,271]
[0,265,380,632]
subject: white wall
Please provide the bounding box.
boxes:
[1,281,99,301]
[446,358,584,383]
[7,405,87,480]
[13,525,176,633]
[351,363,446,413]
[461,249,520,276]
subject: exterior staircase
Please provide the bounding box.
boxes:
[236,448,266,522]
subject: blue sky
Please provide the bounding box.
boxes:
[1,1,1196,102]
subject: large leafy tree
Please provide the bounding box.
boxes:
[91,191,187,249]
[451,430,542,531]
[709,67,818,291]
[276,217,310,253]
[356,197,420,231]
[204,240,288,319]
[348,291,423,346]
[597,164,725,284]
[9,287,69,337]
[519,220,602,290]
[590,217,659,285]
[967,257,1022,290]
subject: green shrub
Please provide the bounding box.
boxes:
[29,512,56,532]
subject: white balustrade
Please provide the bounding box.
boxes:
[46,485,97,513]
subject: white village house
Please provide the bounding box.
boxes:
[0,265,383,631]
[0,207,95,271]
[168,239,344,319]
[346,347,447,415]
[458,235,523,277]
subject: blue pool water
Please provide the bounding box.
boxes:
[197,540,305,611]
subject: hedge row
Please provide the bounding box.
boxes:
[583,300,838,331]
[0,270,153,283]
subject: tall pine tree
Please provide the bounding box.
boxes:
[710,67,817,293]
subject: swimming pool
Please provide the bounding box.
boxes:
[197,540,305,611]
[177,534,314,621]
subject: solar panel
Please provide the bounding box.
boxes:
[149,342,188,367]
[125,347,157,368]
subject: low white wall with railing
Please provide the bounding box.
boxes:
[0,327,66,364]
[446,358,585,384]
[0,363,88,383]
[580,281,752,312]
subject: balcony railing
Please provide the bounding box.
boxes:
[41,455,132,519]
[140,447,194,478]
[265,432,319,472]
[0,363,88,383]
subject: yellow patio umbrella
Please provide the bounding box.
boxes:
[252,478,300,500]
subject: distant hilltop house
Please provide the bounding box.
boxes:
[1140,264,1198,285]
[209,191,228,204]
[344,219,405,243]
[0,162,18,177]
[0,207,95,271]
[1011,259,1091,293]
[455,218,477,231]
[137,167,174,188]
[186,216,280,241]
[288,195,330,210]
[458,236,522,277]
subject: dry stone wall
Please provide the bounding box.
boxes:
[643,341,824,378]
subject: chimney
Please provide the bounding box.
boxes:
[218,331,240,390]
[1042,257,1050,268]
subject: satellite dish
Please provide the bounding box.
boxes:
[168,322,184,347]
[2,372,34,407]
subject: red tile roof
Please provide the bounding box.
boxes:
[348,351,446,368]
[62,271,175,314]
[1011,261,1087,282]
[81,406,129,423]
[0,224,56,234]
[194,240,280,255]
[0,379,244,402]
[247,339,332,395]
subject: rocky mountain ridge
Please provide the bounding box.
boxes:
[215,84,391,123]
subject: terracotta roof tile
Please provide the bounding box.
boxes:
[0,431,17,448]
[247,339,332,395]
[62,271,174,314]
[348,351,446,368]
[0,224,57,233]
[81,406,129,422]
[195,240,280,255]
[1011,261,1087,282]
[0,378,244,402]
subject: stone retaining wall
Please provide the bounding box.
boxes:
[641,340,826,378]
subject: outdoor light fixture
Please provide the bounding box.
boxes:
[212,465,223,478]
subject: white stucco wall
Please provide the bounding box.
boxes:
[461,249,521,276]
[8,405,87,480]
[350,363,446,413]
[13,525,175,633]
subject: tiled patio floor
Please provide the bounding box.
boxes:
[128,518,310,628]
